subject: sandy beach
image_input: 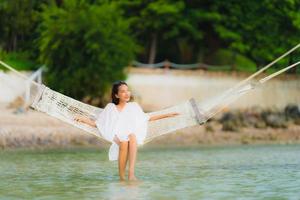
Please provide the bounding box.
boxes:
[1,103,300,150]
[1,67,300,150]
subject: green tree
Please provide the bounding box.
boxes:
[118,0,225,64]
[38,0,138,105]
[120,0,185,63]
[0,0,45,52]
[213,0,300,71]
[118,0,203,63]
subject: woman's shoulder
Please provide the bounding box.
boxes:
[104,102,114,109]
[125,101,137,109]
[129,101,139,106]
[129,101,143,111]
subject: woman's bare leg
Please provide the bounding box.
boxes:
[128,134,138,181]
[118,141,128,181]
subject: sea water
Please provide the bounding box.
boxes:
[0,144,299,200]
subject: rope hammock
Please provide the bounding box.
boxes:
[1,44,300,145]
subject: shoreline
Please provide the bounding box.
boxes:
[1,142,299,154]
[1,106,300,150]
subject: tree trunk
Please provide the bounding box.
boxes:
[177,38,193,63]
[148,33,157,64]
[231,51,237,71]
[13,35,17,51]
[56,0,64,6]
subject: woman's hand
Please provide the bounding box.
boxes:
[113,135,121,146]
[74,115,97,127]
[149,112,180,121]
[74,115,86,123]
[167,112,180,118]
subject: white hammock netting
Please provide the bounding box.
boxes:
[1,43,300,145]
[31,81,257,144]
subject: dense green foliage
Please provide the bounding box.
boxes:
[0,0,299,103]
[213,0,300,71]
[37,1,137,101]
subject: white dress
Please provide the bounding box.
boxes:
[95,102,150,161]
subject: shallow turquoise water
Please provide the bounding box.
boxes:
[0,144,299,200]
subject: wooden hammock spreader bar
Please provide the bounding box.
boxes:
[189,98,206,125]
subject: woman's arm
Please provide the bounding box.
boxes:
[149,112,179,122]
[74,116,97,127]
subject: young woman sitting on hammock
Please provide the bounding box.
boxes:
[74,81,179,181]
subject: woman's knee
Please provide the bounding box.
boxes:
[119,141,128,150]
[128,134,137,142]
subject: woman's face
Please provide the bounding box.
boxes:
[115,84,131,103]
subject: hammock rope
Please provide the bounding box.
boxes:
[0,44,300,144]
[230,43,300,91]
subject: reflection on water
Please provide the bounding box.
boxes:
[105,181,143,200]
[0,144,300,199]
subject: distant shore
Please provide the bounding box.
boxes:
[1,104,300,150]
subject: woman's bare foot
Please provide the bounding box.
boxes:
[128,175,138,181]
[119,176,126,181]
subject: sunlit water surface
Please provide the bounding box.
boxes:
[0,144,299,200]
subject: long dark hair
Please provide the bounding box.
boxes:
[111,81,128,105]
